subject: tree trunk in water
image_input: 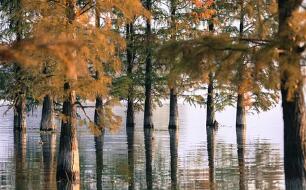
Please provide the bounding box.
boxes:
[40,95,55,131]
[206,126,217,190]
[143,0,154,128]
[127,127,135,190]
[56,83,80,183]
[95,129,105,190]
[236,94,246,128]
[14,95,27,131]
[236,127,246,190]
[169,88,178,129]
[206,73,216,127]
[169,129,178,190]
[14,131,27,190]
[41,133,57,189]
[278,1,306,189]
[126,23,135,128]
[144,128,153,190]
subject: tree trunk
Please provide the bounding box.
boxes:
[143,0,154,128]
[236,94,246,128]
[41,133,57,189]
[94,94,104,130]
[56,83,80,183]
[206,127,217,190]
[40,95,55,131]
[236,127,246,190]
[206,73,216,127]
[127,127,135,190]
[169,88,179,129]
[95,129,105,190]
[169,129,178,190]
[14,131,27,190]
[236,0,247,129]
[14,95,27,131]
[278,1,306,189]
[144,128,153,190]
[126,23,135,128]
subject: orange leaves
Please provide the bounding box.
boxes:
[191,0,216,21]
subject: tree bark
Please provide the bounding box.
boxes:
[169,129,178,190]
[56,83,80,183]
[126,23,135,128]
[169,88,179,129]
[278,1,306,189]
[144,128,153,190]
[14,95,27,131]
[143,0,154,128]
[127,127,135,190]
[206,73,216,127]
[40,95,55,131]
[236,94,246,128]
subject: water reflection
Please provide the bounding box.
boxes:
[127,127,135,190]
[57,181,80,190]
[14,131,27,190]
[0,105,287,190]
[169,129,178,190]
[284,134,306,189]
[144,128,154,190]
[41,132,57,190]
[94,129,104,190]
[206,126,217,190]
[236,127,246,190]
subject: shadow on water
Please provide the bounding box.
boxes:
[236,127,246,190]
[94,129,105,190]
[127,127,135,190]
[144,128,154,190]
[169,129,178,190]
[14,131,27,190]
[41,132,57,190]
[206,126,217,190]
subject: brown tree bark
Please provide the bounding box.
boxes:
[143,0,154,128]
[40,95,55,131]
[56,83,80,182]
[206,72,216,127]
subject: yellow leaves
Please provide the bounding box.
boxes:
[289,9,306,41]
[191,0,216,21]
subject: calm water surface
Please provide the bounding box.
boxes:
[0,104,284,189]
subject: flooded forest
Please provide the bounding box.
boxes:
[0,0,305,190]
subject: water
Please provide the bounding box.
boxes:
[0,103,285,189]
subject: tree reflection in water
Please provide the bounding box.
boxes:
[14,131,27,190]
[144,128,154,190]
[95,129,105,190]
[127,127,135,190]
[169,129,178,190]
[206,126,217,190]
[236,127,246,190]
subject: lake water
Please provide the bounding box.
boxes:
[0,103,285,189]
